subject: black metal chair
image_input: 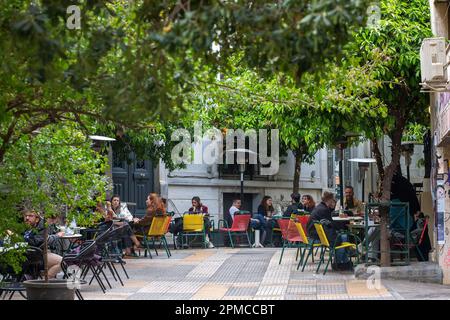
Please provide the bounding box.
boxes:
[91,225,129,287]
[61,240,103,298]
[0,246,44,300]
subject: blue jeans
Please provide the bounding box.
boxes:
[252,214,267,244]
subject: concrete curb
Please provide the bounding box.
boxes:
[354,262,443,284]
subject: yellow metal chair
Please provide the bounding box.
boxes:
[294,221,323,272]
[181,214,207,248]
[143,216,172,258]
[136,216,172,258]
[312,222,360,275]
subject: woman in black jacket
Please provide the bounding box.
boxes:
[256,196,275,246]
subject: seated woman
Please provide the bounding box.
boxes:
[302,195,316,213]
[108,195,133,222]
[22,210,63,278]
[107,195,141,258]
[254,196,275,247]
[188,196,214,248]
[131,193,166,249]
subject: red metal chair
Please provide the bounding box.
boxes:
[218,214,251,248]
[392,216,429,261]
[278,218,304,264]
[296,215,310,236]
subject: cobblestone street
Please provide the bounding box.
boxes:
[78,248,450,300]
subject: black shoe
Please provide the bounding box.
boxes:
[340,261,354,271]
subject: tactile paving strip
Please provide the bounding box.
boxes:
[225,286,259,296]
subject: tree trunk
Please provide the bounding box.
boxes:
[293,151,302,194]
[377,111,406,267]
[371,138,384,197]
[378,203,391,266]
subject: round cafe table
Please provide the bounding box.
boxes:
[57,234,83,255]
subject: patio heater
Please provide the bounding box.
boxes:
[89,135,116,152]
[348,158,376,203]
[89,135,116,200]
[335,132,361,209]
[226,148,257,207]
[400,141,422,182]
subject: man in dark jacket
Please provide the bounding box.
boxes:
[283,193,304,217]
[306,192,353,270]
[307,192,338,242]
[23,210,63,278]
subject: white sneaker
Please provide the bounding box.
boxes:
[207,241,215,248]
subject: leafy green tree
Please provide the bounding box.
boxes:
[193,57,383,192]
[341,0,432,266]
[0,123,110,274]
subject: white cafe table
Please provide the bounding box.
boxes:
[57,234,83,255]
[332,216,364,222]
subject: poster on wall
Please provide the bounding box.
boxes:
[437,177,445,245]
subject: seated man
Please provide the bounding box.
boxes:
[221,199,242,247]
[226,199,241,226]
[308,192,354,271]
[22,210,63,278]
[335,186,364,216]
[283,192,304,217]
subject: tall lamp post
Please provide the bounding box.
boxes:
[226,148,257,207]
[348,158,376,203]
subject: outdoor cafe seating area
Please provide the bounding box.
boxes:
[0,199,429,300]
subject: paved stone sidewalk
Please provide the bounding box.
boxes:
[77,248,450,300]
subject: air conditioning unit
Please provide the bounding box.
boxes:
[420,37,447,84]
